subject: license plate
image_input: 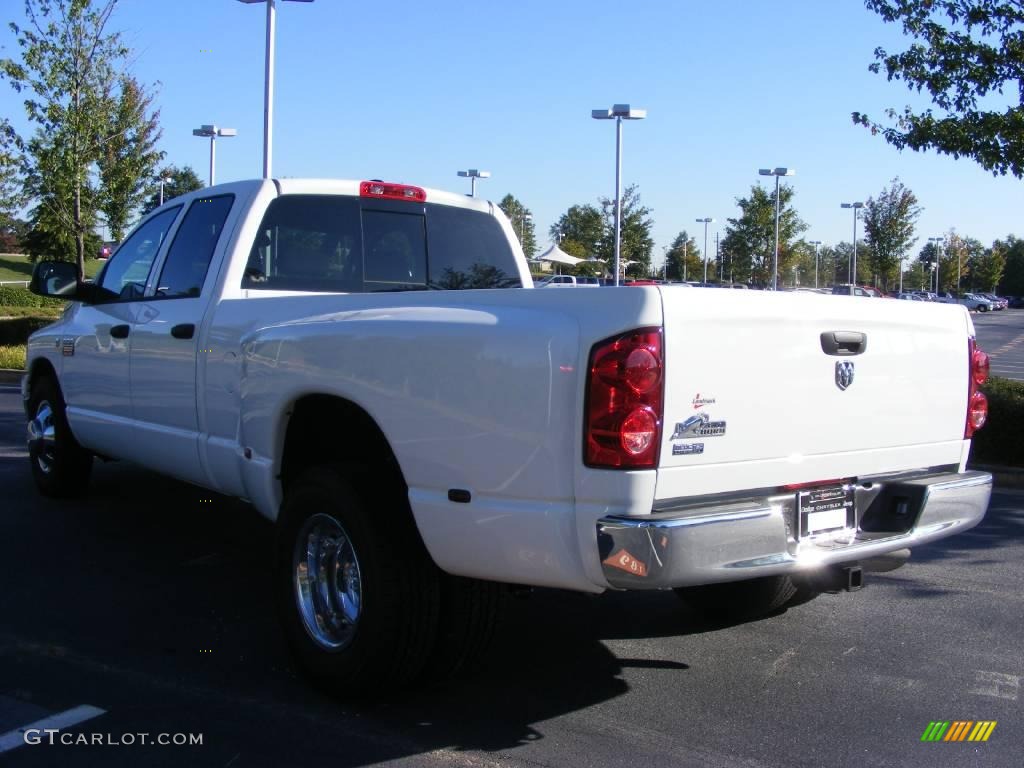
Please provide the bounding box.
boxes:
[798,485,854,538]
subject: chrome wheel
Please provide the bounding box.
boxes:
[293,513,363,651]
[27,400,56,475]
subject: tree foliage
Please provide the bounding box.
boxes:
[598,185,654,278]
[664,230,702,281]
[721,183,807,287]
[996,234,1024,295]
[498,193,536,258]
[0,119,23,230]
[0,0,157,276]
[968,240,1006,292]
[853,0,1024,178]
[550,204,603,261]
[98,76,163,240]
[141,165,204,215]
[862,177,921,290]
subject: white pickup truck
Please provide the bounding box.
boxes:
[23,179,993,692]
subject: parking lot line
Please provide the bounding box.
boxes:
[0,705,106,754]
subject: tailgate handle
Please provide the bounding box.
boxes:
[821,331,867,356]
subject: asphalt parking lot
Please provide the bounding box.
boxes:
[0,385,1021,768]
[973,307,1024,381]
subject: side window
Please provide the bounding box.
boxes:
[243,195,362,292]
[362,210,427,290]
[97,207,181,300]
[424,204,521,289]
[155,195,234,298]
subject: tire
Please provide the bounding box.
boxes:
[276,465,441,695]
[27,375,92,497]
[674,575,799,624]
[422,574,504,682]
[978,304,988,312]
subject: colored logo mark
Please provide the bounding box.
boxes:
[920,721,997,742]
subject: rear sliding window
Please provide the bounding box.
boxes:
[242,195,521,292]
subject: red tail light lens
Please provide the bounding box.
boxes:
[968,391,989,432]
[585,328,663,468]
[965,338,989,438]
[971,347,990,386]
[359,181,427,202]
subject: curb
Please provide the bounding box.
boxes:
[0,368,24,385]
[968,463,1024,491]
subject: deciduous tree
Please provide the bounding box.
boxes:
[498,194,536,258]
[862,178,921,290]
[664,230,701,282]
[721,184,807,287]
[598,184,654,278]
[853,0,1024,178]
[141,165,203,215]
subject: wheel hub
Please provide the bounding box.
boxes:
[27,400,56,475]
[293,513,362,650]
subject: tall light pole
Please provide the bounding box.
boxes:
[841,202,865,284]
[237,0,315,179]
[696,217,714,283]
[809,240,822,288]
[192,124,237,186]
[158,175,172,206]
[457,169,490,197]
[759,167,795,291]
[592,104,646,286]
[928,236,945,294]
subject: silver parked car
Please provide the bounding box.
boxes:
[959,293,995,312]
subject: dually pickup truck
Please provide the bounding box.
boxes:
[24,179,993,692]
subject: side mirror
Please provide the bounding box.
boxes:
[29,261,79,297]
[29,261,108,303]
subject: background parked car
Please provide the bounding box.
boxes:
[977,292,1007,309]
[535,275,601,287]
[959,293,996,312]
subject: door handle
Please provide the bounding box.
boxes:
[110,324,130,339]
[171,323,196,340]
[820,331,867,356]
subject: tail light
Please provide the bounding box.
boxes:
[965,337,989,437]
[585,328,663,468]
[359,181,426,202]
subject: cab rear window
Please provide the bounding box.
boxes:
[242,195,521,292]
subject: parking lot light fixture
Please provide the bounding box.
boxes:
[457,169,491,197]
[158,175,172,206]
[695,218,714,283]
[759,167,795,291]
[592,104,647,285]
[236,0,315,179]
[192,125,237,186]
[928,236,947,294]
[841,202,865,284]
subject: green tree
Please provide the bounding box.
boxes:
[98,75,163,240]
[0,119,23,231]
[853,0,1024,178]
[140,165,203,215]
[721,183,808,287]
[995,235,1024,295]
[598,184,654,278]
[498,193,536,258]
[968,241,1006,293]
[862,178,921,290]
[550,204,603,261]
[664,230,701,281]
[1,0,145,278]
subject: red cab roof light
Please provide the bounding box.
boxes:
[359,181,427,202]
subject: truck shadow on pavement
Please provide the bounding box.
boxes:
[0,456,704,766]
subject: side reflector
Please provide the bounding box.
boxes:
[359,181,427,202]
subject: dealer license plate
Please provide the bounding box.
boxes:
[798,485,854,538]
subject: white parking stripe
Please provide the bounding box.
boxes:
[0,705,106,754]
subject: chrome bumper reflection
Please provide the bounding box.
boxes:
[595,470,992,590]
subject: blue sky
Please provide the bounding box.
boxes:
[2,0,1022,264]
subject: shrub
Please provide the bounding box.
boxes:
[0,316,57,346]
[970,376,1024,467]
[0,345,26,370]
[0,285,64,308]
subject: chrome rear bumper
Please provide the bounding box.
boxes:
[596,470,992,590]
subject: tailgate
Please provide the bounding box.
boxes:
[656,288,971,498]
